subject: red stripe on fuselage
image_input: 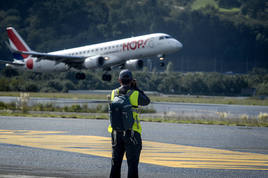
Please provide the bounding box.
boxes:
[7,28,29,58]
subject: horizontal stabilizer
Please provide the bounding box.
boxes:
[0,60,24,66]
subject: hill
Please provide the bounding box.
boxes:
[0,0,267,73]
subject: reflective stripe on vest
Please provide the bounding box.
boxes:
[108,89,142,134]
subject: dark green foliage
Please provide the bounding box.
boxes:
[1,68,19,77]
[240,0,267,19]
[0,0,267,96]
[0,68,268,96]
[0,0,267,72]
[217,0,241,8]
[0,101,16,110]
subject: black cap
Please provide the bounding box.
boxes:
[119,69,133,80]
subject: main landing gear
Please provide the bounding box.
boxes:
[102,67,112,81]
[75,69,112,81]
[75,72,111,81]
[102,73,112,81]
[75,72,86,80]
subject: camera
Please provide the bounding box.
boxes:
[131,79,137,89]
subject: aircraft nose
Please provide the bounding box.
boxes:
[175,40,183,50]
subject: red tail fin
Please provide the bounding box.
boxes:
[6,27,31,59]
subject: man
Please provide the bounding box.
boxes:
[108,69,150,178]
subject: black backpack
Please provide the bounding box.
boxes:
[109,89,134,131]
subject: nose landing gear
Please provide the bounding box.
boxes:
[158,54,166,67]
[160,61,165,67]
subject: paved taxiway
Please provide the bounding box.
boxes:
[0,116,268,177]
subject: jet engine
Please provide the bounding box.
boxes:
[83,56,105,69]
[123,59,143,70]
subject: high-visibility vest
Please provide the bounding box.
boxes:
[108,89,142,134]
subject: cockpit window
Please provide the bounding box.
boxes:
[159,35,172,40]
[159,36,165,40]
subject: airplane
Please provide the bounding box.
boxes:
[0,27,183,81]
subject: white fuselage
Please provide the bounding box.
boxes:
[17,33,182,72]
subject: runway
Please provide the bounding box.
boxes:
[0,116,268,177]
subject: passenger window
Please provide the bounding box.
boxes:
[159,36,164,40]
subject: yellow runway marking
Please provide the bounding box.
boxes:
[0,129,268,170]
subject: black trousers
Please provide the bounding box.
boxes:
[110,130,142,178]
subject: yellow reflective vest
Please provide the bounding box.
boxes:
[108,89,142,134]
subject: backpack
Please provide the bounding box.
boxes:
[109,89,134,131]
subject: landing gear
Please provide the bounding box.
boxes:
[158,54,165,67]
[75,72,86,80]
[102,73,112,81]
[160,61,165,67]
[101,67,112,82]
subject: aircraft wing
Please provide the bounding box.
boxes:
[20,51,85,64]
[11,49,91,69]
[9,45,118,69]
[0,60,24,66]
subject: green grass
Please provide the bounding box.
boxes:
[1,92,268,106]
[0,101,156,114]
[0,92,107,100]
[191,0,241,15]
[0,111,108,120]
[191,0,218,10]
[1,111,267,127]
[140,118,268,127]
[219,7,240,13]
[151,95,268,106]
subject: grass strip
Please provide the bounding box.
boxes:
[0,111,108,120]
[152,96,268,106]
[1,111,267,127]
[0,92,268,106]
[0,92,107,100]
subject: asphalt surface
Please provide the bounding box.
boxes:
[0,116,268,178]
